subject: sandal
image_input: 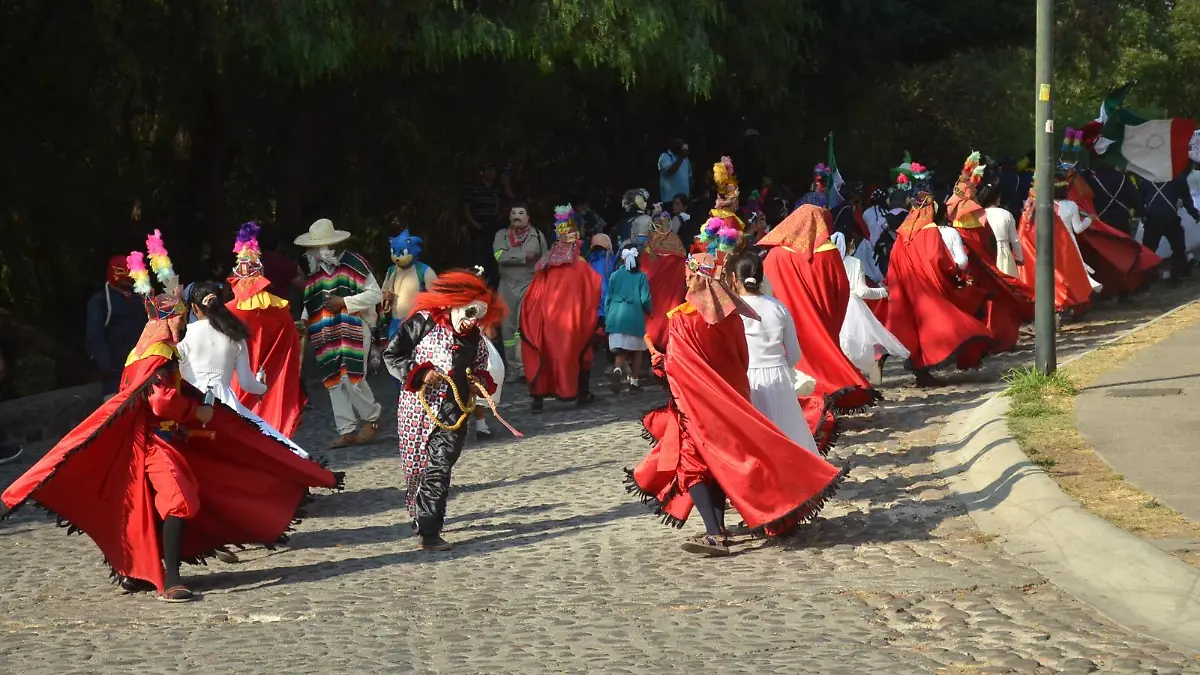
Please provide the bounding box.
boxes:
[157,585,195,603]
[214,547,239,564]
[680,534,731,556]
[329,433,358,449]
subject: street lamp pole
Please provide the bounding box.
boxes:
[1034,0,1057,374]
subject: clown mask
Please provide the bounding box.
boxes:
[510,207,530,229]
[450,300,488,334]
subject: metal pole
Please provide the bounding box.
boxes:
[1034,0,1057,374]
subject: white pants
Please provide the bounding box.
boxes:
[328,375,381,435]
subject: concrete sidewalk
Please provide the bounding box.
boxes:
[1076,320,1200,521]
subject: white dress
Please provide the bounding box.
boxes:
[830,233,910,375]
[738,294,819,454]
[177,320,310,459]
[1055,200,1104,293]
[985,207,1023,277]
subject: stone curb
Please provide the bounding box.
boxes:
[934,392,1200,653]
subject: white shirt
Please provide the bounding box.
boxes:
[938,226,970,269]
[739,294,802,370]
[863,206,888,245]
[985,207,1023,261]
[1055,199,1092,234]
[177,320,266,395]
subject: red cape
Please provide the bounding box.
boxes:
[763,246,881,412]
[643,253,688,350]
[955,226,1035,353]
[1017,211,1094,313]
[0,353,340,592]
[627,307,845,536]
[520,259,603,399]
[1068,180,1162,295]
[228,301,307,437]
[884,226,993,370]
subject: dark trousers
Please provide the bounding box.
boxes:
[1142,213,1188,278]
[413,426,468,537]
[101,371,121,397]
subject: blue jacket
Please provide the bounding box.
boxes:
[586,250,616,317]
[604,268,652,336]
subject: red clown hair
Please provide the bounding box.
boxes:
[407,269,506,329]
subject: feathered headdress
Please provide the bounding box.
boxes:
[127,229,184,322]
[232,222,263,277]
[554,204,577,237]
[650,202,672,232]
[698,216,741,270]
[812,163,831,193]
[1059,128,1085,168]
[713,156,739,208]
[622,188,650,214]
[228,221,274,300]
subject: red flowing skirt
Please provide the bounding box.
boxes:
[956,227,1034,353]
[629,310,844,536]
[520,260,603,399]
[885,227,993,370]
[1018,216,1094,314]
[764,247,880,412]
[643,253,688,350]
[229,303,307,437]
[1,355,339,593]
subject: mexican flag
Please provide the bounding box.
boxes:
[1097,118,1196,183]
[1092,82,1196,182]
[827,132,845,210]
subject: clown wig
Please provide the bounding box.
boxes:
[407,269,507,330]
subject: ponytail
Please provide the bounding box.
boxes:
[190,281,249,342]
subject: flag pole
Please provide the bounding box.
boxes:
[1034,0,1057,374]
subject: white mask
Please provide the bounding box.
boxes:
[450,300,488,333]
[305,247,341,273]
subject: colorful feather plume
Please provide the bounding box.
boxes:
[233,221,262,261]
[127,251,152,297]
[145,229,178,294]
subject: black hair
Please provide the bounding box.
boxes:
[618,242,641,272]
[190,280,249,342]
[976,181,1003,208]
[732,252,764,294]
[1053,182,1069,200]
[672,193,690,209]
[888,190,909,210]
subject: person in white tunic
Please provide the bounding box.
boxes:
[729,253,819,455]
[177,282,310,459]
[980,183,1023,277]
[830,233,910,382]
[1054,186,1104,294]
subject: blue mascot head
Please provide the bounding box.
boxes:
[388,229,424,269]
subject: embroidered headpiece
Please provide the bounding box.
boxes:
[697,216,740,270]
[232,221,264,279]
[713,156,739,208]
[554,205,578,237]
[650,202,672,232]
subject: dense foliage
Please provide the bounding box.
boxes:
[1,0,1197,391]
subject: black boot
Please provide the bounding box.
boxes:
[159,516,194,602]
[420,535,453,551]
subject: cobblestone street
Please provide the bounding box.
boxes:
[2,297,1200,673]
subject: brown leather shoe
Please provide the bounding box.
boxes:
[356,421,380,444]
[329,433,358,449]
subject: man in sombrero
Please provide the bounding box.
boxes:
[295,218,385,448]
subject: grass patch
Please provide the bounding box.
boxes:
[1002,301,1200,561]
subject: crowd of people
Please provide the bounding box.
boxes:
[2,133,1198,599]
